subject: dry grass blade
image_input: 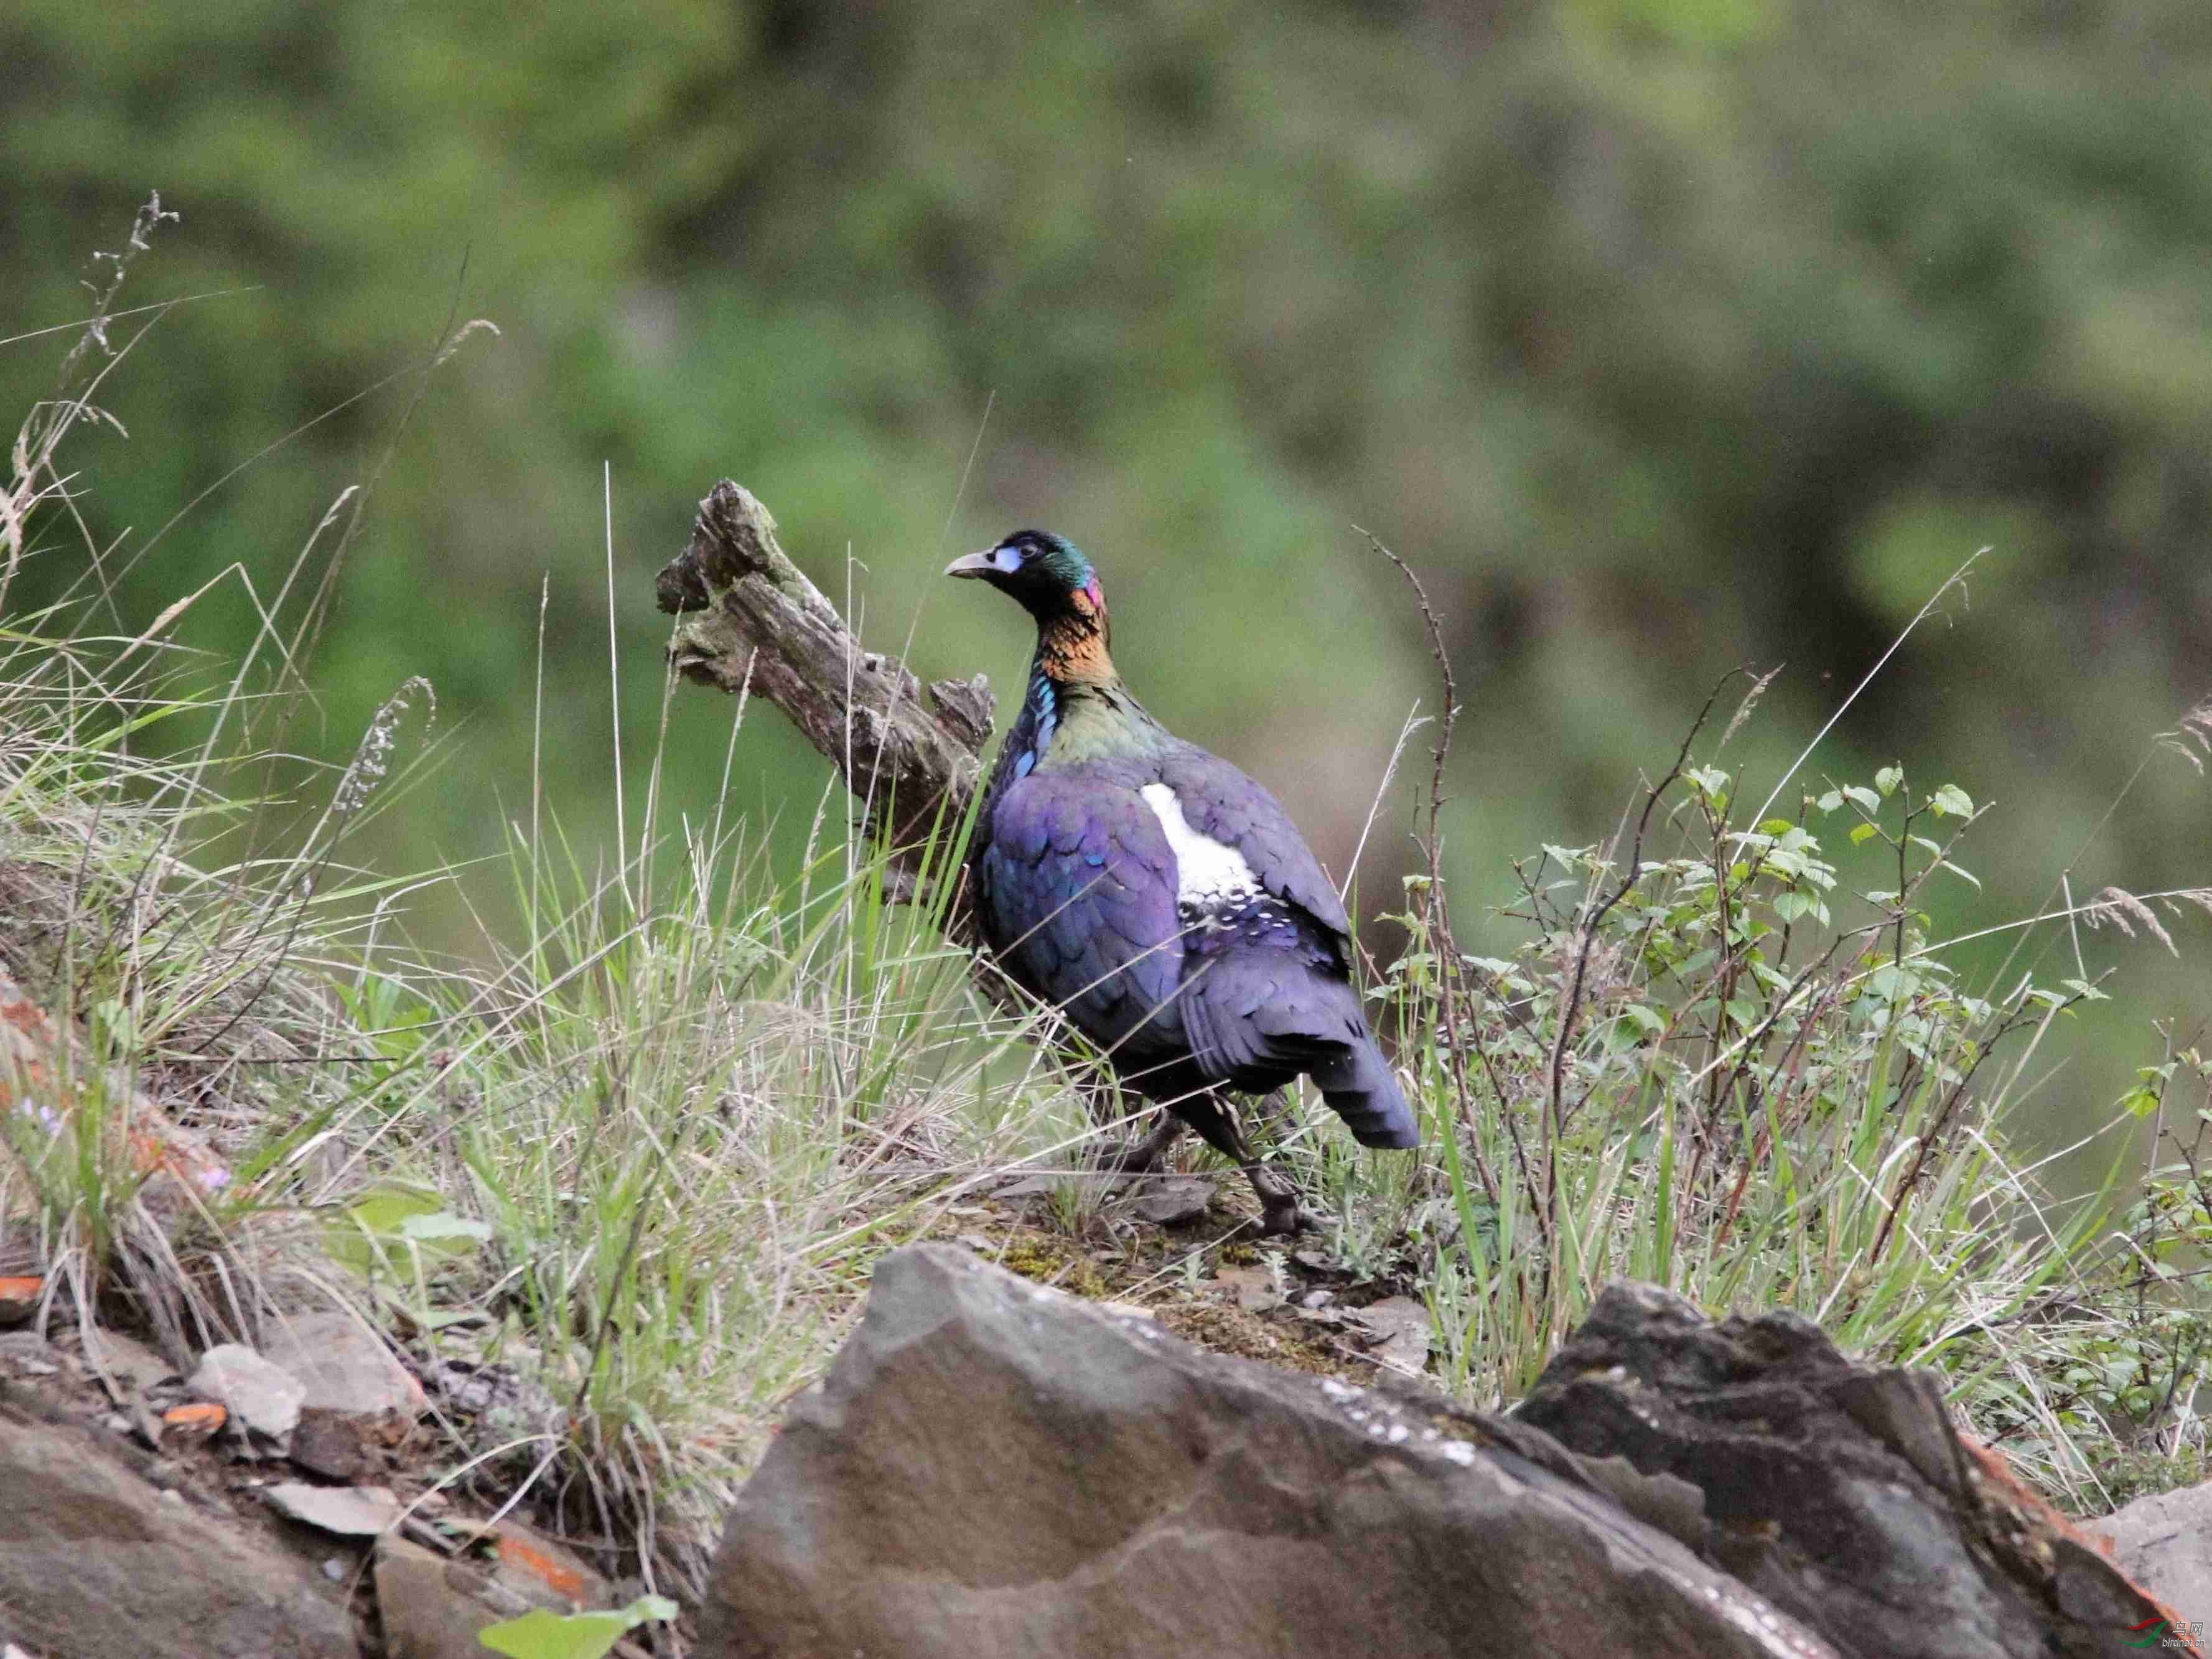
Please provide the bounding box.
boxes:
[2083,886,2178,956]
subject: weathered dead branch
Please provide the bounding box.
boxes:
[655,482,995,914]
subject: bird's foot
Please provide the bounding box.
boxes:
[1246,1161,1314,1236]
[1096,1115,1185,1175]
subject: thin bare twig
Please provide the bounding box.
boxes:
[1865,978,2100,1264]
[1548,671,1742,1136]
[1358,529,1506,1218]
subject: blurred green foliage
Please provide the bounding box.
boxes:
[4,0,2208,1150]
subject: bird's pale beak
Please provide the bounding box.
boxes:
[943,549,998,580]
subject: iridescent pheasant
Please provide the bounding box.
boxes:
[948,530,1417,1233]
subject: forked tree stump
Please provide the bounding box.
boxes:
[655,482,994,923]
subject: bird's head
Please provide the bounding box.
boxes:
[945,530,1106,628]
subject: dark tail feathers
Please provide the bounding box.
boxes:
[1312,1035,1419,1149]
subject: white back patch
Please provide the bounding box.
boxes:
[1140,783,1259,912]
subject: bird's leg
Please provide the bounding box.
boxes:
[1182,1091,1310,1236]
[1085,1072,1184,1172]
[1244,1088,1295,1139]
[1098,1111,1185,1175]
[1239,1157,1310,1238]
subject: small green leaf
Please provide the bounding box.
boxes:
[1814,790,1843,813]
[397,1212,492,1245]
[345,1185,446,1235]
[327,1185,489,1273]
[477,1596,679,1659]
[326,1185,446,1273]
[1619,1003,1667,1037]
[1684,766,1730,799]
[1865,963,1919,1001]
[1875,765,1903,796]
[1849,823,1880,846]
[1931,783,1974,818]
[1842,784,1880,813]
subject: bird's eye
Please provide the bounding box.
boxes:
[994,545,1024,574]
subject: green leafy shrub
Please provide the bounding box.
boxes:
[1333,676,2211,1507]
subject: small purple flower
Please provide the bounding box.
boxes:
[16,1097,64,1136]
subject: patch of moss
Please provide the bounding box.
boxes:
[924,1206,1370,1381]
[996,1235,1111,1299]
[1156,1300,1352,1378]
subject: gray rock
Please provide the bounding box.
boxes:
[191,1344,306,1439]
[0,1279,40,1327]
[699,1244,1836,1659]
[370,1521,601,1659]
[0,1331,58,1376]
[259,1312,423,1418]
[0,1411,355,1657]
[1512,1281,2182,1659]
[1352,1294,1432,1376]
[1213,1261,1282,1310]
[264,1481,401,1538]
[1128,1174,1213,1225]
[80,1326,177,1393]
[289,1407,383,1481]
[375,1536,531,1659]
[477,1517,610,1612]
[2083,1480,2212,1629]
